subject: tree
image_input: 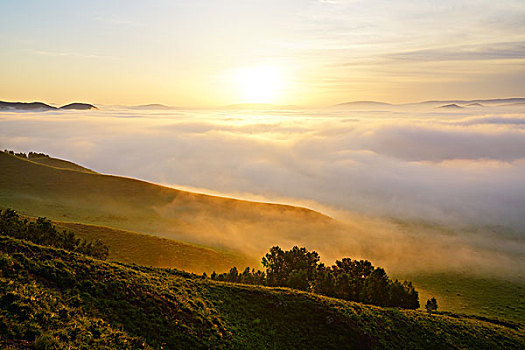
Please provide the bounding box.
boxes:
[210,245,420,309]
[312,264,336,297]
[425,297,438,313]
[262,246,320,290]
[362,268,390,306]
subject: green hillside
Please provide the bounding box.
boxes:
[55,220,251,274]
[1,151,522,325]
[1,235,523,349]
[408,273,525,325]
[0,151,334,258]
[50,219,524,324]
[29,156,98,174]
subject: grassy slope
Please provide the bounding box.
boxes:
[1,236,523,350]
[51,220,525,325]
[1,152,522,324]
[28,156,98,174]
[55,221,250,274]
[0,151,334,252]
[408,273,525,325]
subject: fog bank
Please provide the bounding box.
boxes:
[1,105,524,276]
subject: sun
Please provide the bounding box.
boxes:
[234,66,282,103]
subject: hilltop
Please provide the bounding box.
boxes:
[332,97,525,108]
[223,103,297,110]
[0,100,97,111]
[437,103,464,109]
[130,104,177,110]
[1,235,523,349]
[334,101,393,108]
[0,101,55,111]
[421,97,525,105]
[1,151,98,174]
[59,103,97,110]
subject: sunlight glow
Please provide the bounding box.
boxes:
[234,66,282,103]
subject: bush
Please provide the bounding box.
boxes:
[0,209,109,259]
[425,297,438,313]
[34,334,58,350]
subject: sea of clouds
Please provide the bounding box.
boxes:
[2,104,524,230]
[2,104,525,276]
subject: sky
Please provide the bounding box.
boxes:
[1,0,525,107]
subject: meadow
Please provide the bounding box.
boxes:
[1,235,523,349]
[1,150,523,325]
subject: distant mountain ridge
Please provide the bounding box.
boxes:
[223,103,297,110]
[419,97,525,105]
[334,97,525,108]
[130,104,178,110]
[3,98,524,111]
[60,102,97,110]
[0,100,97,111]
[0,101,56,111]
[437,103,464,109]
[335,101,393,107]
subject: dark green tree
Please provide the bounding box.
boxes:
[425,297,438,313]
[262,246,320,290]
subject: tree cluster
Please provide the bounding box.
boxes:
[211,245,419,309]
[2,149,49,159]
[0,209,109,259]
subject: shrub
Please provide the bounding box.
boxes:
[0,209,109,259]
[425,297,438,313]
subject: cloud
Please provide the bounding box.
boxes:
[385,41,525,62]
[32,50,111,60]
[1,106,525,276]
[2,107,525,228]
[456,116,525,126]
[93,15,144,27]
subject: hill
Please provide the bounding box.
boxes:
[2,151,523,324]
[406,272,525,325]
[26,154,98,174]
[334,101,393,108]
[1,235,523,349]
[437,103,464,109]
[419,98,525,106]
[330,98,525,109]
[223,103,297,110]
[59,103,97,110]
[500,102,525,107]
[52,217,525,325]
[130,104,176,110]
[0,151,334,266]
[0,101,97,111]
[55,220,249,273]
[0,101,56,111]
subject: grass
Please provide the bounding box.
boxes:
[55,220,252,274]
[407,273,525,324]
[28,156,98,174]
[1,151,523,326]
[0,151,333,254]
[0,235,523,349]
